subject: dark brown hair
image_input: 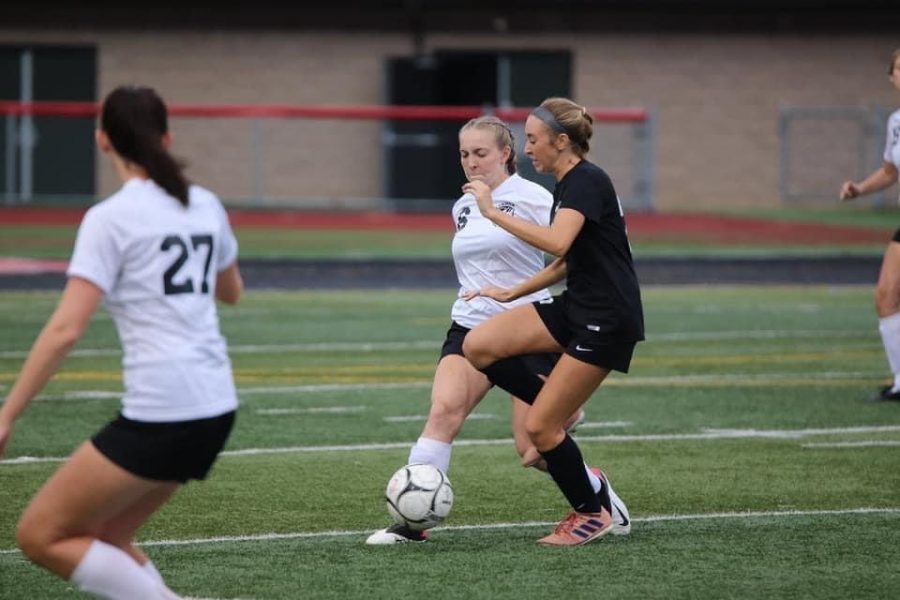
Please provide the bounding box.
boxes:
[101,85,189,206]
[460,115,517,174]
[537,97,594,157]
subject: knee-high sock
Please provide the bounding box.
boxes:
[878,313,900,391]
[480,357,544,405]
[548,464,609,511]
[539,435,601,513]
[408,437,452,474]
[70,539,170,599]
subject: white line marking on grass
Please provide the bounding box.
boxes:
[702,426,900,438]
[384,413,497,423]
[802,440,900,448]
[29,371,886,403]
[615,372,883,386]
[255,406,367,415]
[578,421,633,429]
[33,382,432,403]
[651,330,867,342]
[1,507,896,556]
[229,341,440,353]
[7,425,900,465]
[237,382,431,395]
[0,456,63,465]
[2,331,872,361]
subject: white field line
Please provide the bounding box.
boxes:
[578,421,634,429]
[383,413,497,423]
[35,382,433,402]
[802,441,900,448]
[1,507,897,557]
[237,382,432,395]
[0,330,873,361]
[5,425,900,466]
[30,371,886,403]
[255,406,367,415]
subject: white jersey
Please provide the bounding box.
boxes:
[884,109,900,169]
[67,178,239,422]
[450,173,553,329]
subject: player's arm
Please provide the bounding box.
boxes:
[0,277,101,457]
[463,180,584,257]
[463,256,566,303]
[840,161,899,201]
[216,262,243,305]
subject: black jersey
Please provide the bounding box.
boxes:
[552,160,644,342]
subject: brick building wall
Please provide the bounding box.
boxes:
[1,27,896,210]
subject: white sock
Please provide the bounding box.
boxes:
[142,560,163,584]
[408,437,452,474]
[70,539,173,599]
[878,313,900,391]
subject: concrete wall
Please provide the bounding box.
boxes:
[1,28,897,210]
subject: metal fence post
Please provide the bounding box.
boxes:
[251,117,265,206]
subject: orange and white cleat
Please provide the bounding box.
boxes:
[537,508,614,546]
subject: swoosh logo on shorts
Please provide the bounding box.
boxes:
[575,345,593,352]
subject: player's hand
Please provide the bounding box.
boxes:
[461,180,496,218]
[461,286,516,303]
[839,181,861,201]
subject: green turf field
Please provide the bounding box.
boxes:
[1,287,899,599]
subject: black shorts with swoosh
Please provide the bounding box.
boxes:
[533,294,637,372]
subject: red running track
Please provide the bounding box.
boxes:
[0,206,890,245]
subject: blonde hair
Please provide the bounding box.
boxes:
[536,97,593,157]
[459,116,517,174]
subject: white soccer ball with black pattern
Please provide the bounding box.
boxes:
[385,463,454,531]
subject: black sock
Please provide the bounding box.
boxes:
[480,357,544,404]
[539,435,602,513]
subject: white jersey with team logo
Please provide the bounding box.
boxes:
[884,109,900,169]
[67,178,239,422]
[450,173,553,329]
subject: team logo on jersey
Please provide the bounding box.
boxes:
[496,201,516,216]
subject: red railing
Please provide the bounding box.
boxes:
[0,101,648,123]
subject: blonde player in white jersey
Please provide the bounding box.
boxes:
[0,86,242,599]
[840,48,900,402]
[366,116,629,545]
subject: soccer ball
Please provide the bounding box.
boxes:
[385,463,454,531]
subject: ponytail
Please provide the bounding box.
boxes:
[100,86,190,206]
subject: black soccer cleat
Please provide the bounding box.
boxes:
[872,385,900,402]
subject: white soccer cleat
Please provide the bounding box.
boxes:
[590,467,631,535]
[365,523,429,545]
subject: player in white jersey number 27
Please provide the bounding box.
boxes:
[0,85,243,599]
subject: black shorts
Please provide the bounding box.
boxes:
[533,296,637,373]
[893,228,900,243]
[440,321,558,377]
[91,410,236,483]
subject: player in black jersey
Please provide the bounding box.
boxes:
[462,96,644,546]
